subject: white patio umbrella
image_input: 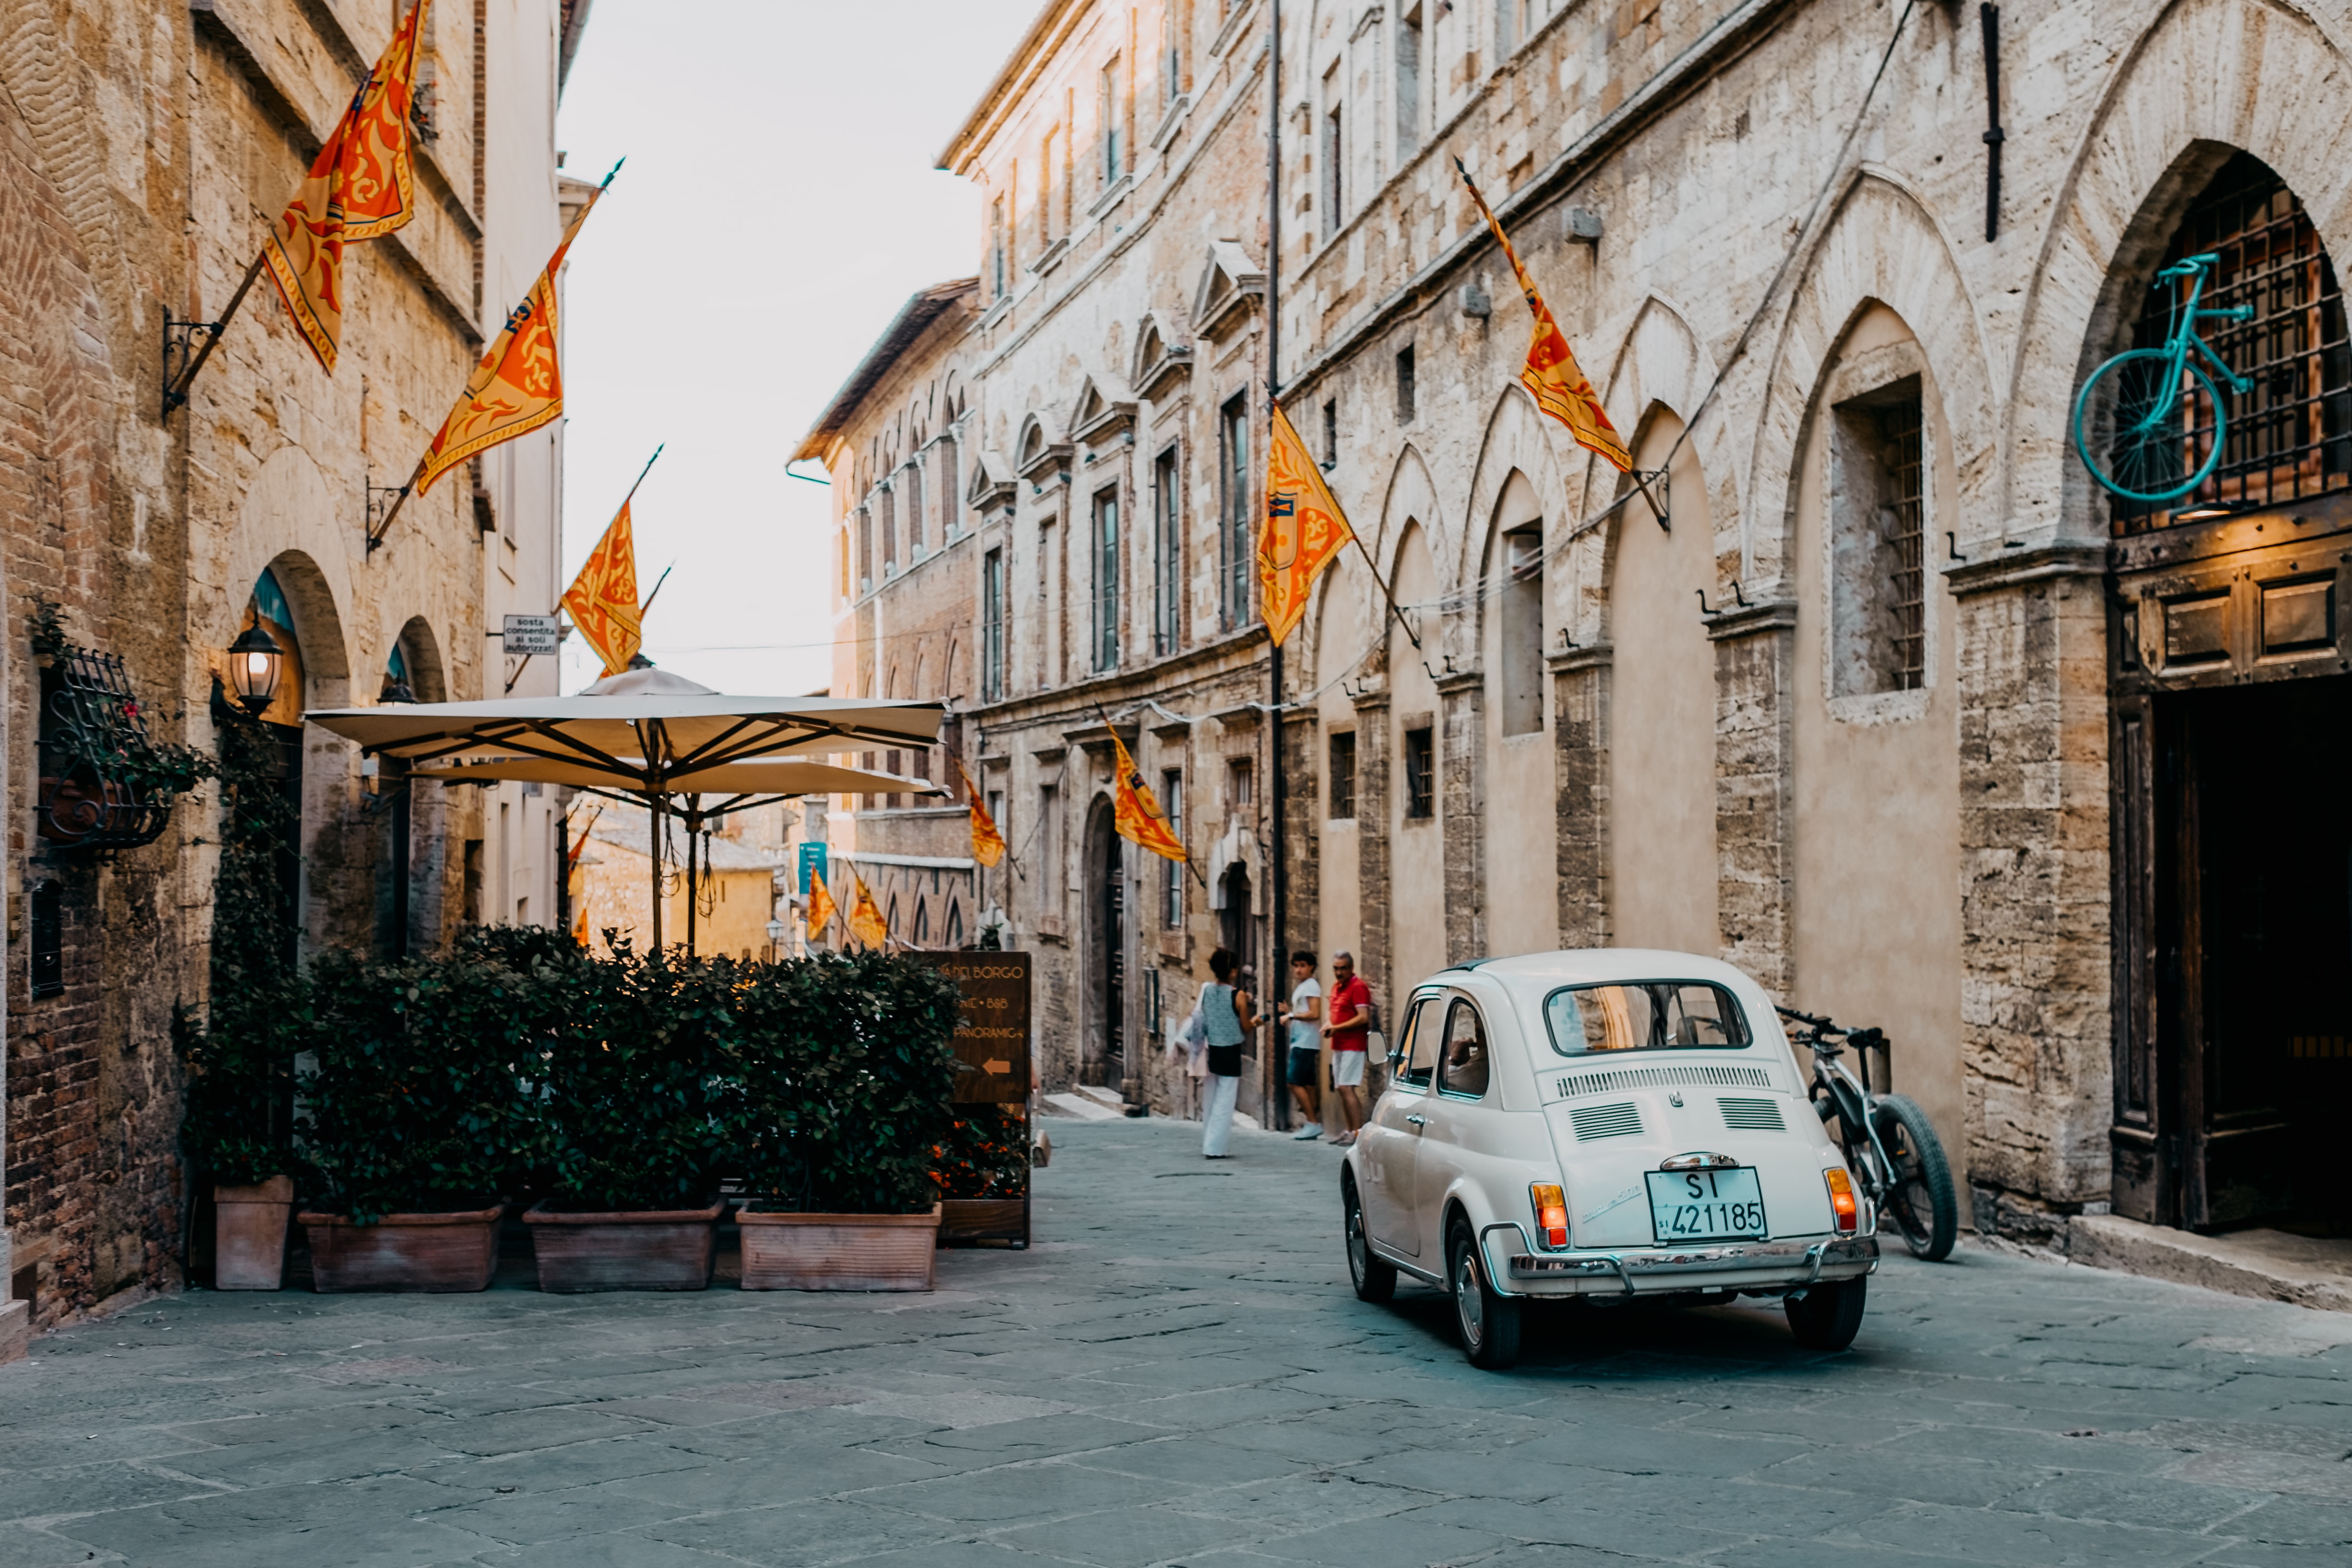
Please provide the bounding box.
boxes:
[308,666,944,953]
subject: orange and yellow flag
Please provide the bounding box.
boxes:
[416,169,614,495]
[562,498,642,675]
[1456,161,1630,473]
[259,0,430,373]
[804,867,837,941]
[847,873,890,950]
[1261,399,1357,648]
[1110,731,1186,863]
[956,761,1005,868]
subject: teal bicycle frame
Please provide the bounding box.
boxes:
[2072,252,2254,504]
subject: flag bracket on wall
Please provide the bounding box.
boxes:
[160,315,224,417]
[1633,468,1670,532]
[365,472,413,552]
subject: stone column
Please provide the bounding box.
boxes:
[1280,708,1319,963]
[1549,645,1612,950]
[1436,671,1486,965]
[1350,691,1390,992]
[1708,600,1799,999]
[1947,544,2112,1236]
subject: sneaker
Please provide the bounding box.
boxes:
[1330,1130,1357,1147]
[1291,1122,1323,1140]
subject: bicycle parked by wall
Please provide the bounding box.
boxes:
[1775,1005,1959,1261]
[2072,251,2253,502]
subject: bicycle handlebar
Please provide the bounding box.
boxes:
[1774,1004,1890,1054]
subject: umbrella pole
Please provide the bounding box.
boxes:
[685,795,699,957]
[649,794,664,954]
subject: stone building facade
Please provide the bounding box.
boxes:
[802,0,2352,1244]
[0,0,587,1356]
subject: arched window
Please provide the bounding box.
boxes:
[2118,152,2351,529]
[915,900,931,946]
[947,900,965,948]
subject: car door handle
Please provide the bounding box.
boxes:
[1406,1115,1427,1127]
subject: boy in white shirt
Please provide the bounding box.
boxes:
[1278,950,1323,1139]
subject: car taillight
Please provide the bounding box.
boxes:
[1824,1167,1859,1233]
[1530,1183,1568,1249]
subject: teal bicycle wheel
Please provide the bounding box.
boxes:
[2073,348,2226,503]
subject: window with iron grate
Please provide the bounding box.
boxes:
[1829,378,1926,696]
[2116,152,2352,531]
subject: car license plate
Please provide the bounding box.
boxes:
[1645,1168,1768,1242]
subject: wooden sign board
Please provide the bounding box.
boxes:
[913,952,1031,1105]
[915,951,1033,1247]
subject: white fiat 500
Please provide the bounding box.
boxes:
[1341,949,1877,1369]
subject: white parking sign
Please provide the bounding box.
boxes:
[502,613,560,655]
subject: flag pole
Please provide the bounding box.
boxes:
[637,562,676,619]
[165,250,269,412]
[1453,156,1665,529]
[1265,0,1287,1132]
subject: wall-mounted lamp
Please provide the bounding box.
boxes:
[224,624,285,717]
[378,672,419,705]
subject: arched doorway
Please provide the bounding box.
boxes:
[1218,861,1250,968]
[1084,797,1124,1087]
[2104,150,2352,1234]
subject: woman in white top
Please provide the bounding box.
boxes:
[1198,946,1258,1157]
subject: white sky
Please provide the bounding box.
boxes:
[551,0,1039,696]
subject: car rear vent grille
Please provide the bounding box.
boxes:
[1569,1102,1643,1141]
[1554,1064,1774,1099]
[1717,1096,1787,1131]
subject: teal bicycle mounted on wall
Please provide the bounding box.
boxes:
[2073,253,2253,503]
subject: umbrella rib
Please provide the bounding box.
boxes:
[512,718,644,782]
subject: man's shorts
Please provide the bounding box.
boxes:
[1286,1046,1321,1088]
[1329,1048,1366,1088]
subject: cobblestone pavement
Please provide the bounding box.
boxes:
[4,1116,2351,1568]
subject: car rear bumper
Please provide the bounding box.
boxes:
[1487,1226,1878,1298]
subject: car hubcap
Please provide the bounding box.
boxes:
[1456,1253,1482,1344]
[1347,1205,1367,1280]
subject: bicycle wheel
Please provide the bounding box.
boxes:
[1872,1094,1958,1261]
[2073,348,2226,503]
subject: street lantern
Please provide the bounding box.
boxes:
[225,623,285,718]
[765,915,785,962]
[378,673,418,705]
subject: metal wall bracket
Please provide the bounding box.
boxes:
[365,474,411,552]
[160,315,226,417]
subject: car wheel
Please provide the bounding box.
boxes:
[1343,1172,1396,1303]
[1872,1094,1959,1262]
[1447,1218,1521,1370]
[1784,1275,1867,1352]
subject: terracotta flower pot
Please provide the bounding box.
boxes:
[522,1202,723,1292]
[737,1205,941,1291]
[297,1204,504,1292]
[940,1197,1025,1244]
[214,1176,294,1290]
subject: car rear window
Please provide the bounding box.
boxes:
[1542,981,1750,1056]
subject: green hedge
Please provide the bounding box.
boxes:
[179,935,966,1224]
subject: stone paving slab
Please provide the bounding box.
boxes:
[4,1116,2352,1565]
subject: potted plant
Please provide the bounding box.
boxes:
[175,992,300,1289]
[294,950,544,1291]
[936,1105,1030,1244]
[516,936,730,1291]
[174,710,294,1288]
[730,950,961,1291]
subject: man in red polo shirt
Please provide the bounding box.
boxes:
[1321,950,1372,1146]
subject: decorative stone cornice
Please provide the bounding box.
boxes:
[1433,669,1485,696]
[1703,598,1798,642]
[1545,642,1613,673]
[1944,540,2108,597]
[1350,688,1391,714]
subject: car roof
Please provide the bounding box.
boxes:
[1419,948,1762,994]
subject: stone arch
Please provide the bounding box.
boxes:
[2007,0,2352,534]
[220,447,356,709]
[1587,294,1743,564]
[1455,388,1568,659]
[1747,170,1997,589]
[392,614,448,702]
